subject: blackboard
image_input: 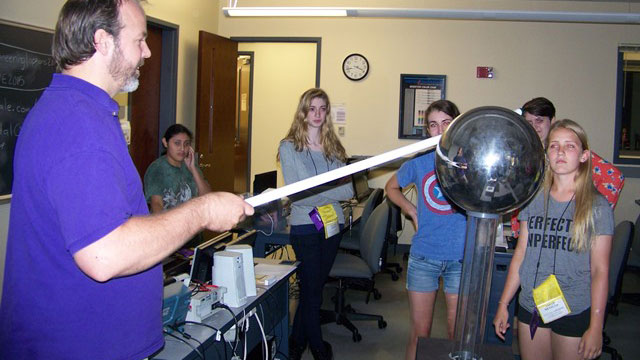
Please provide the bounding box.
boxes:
[0,20,56,199]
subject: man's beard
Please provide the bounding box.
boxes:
[109,43,142,93]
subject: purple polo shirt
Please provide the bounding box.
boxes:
[0,74,164,359]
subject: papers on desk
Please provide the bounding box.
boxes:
[495,222,508,249]
[254,263,293,287]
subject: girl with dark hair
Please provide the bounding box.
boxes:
[144,124,211,213]
[385,99,466,360]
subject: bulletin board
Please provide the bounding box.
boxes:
[398,74,446,139]
[0,20,56,199]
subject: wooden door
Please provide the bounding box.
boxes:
[196,31,238,193]
[130,24,162,179]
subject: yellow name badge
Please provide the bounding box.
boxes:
[532,274,571,324]
[316,204,340,239]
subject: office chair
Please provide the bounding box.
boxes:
[323,201,389,342]
[603,220,634,360]
[626,212,640,270]
[339,188,384,303]
[621,212,640,306]
[381,198,403,281]
[340,188,384,251]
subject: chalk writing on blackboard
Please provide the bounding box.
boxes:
[0,21,56,198]
[0,43,55,92]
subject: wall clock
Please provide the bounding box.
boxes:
[342,53,369,81]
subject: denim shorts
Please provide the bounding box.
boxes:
[406,254,462,294]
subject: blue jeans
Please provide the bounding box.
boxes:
[290,224,342,351]
[406,254,462,294]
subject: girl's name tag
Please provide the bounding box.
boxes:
[309,204,339,238]
[532,274,571,324]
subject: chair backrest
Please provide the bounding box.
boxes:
[358,188,384,234]
[628,213,640,268]
[609,220,634,304]
[386,197,402,241]
[359,201,391,274]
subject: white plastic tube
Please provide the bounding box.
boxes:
[245,135,440,207]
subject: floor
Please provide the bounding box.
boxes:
[286,251,640,360]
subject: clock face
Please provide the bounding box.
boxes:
[342,53,369,81]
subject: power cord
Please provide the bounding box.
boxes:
[214,303,241,357]
[179,321,226,359]
[258,289,284,359]
[253,310,268,360]
[256,211,275,236]
[242,309,249,360]
[163,328,205,360]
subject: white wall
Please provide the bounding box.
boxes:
[218,0,640,225]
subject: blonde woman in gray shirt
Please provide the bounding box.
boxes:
[278,88,354,360]
[493,119,613,360]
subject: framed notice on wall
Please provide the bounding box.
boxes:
[398,74,446,139]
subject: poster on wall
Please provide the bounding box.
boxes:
[398,74,446,139]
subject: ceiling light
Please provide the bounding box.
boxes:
[223,7,347,17]
[222,7,640,24]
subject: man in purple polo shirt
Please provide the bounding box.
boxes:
[0,1,253,359]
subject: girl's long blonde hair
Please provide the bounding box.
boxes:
[543,119,595,252]
[277,88,347,163]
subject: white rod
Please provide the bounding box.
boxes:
[245,135,440,207]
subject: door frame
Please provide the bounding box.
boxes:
[129,17,179,158]
[237,51,254,192]
[230,37,322,88]
[230,37,322,190]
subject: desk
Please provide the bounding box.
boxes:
[152,259,297,360]
[253,205,364,258]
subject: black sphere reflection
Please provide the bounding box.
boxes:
[435,106,545,215]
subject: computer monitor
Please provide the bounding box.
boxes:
[189,232,234,284]
[253,170,277,194]
[347,156,373,203]
[352,171,372,202]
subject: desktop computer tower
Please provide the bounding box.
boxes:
[483,251,515,345]
[213,251,247,308]
[226,244,257,297]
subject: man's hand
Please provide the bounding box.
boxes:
[201,192,254,232]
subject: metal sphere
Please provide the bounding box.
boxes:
[435,106,545,215]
